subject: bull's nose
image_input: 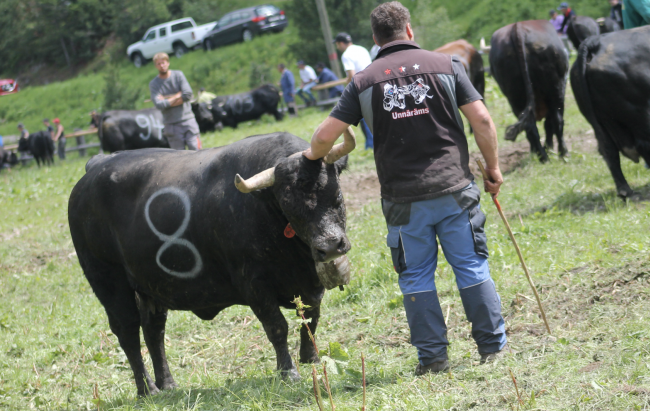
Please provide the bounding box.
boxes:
[314,237,350,263]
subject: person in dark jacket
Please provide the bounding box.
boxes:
[303,1,508,375]
[278,63,297,116]
[315,63,344,98]
[609,0,623,28]
[558,2,577,33]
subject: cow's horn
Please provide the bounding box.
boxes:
[234,168,275,193]
[323,127,356,164]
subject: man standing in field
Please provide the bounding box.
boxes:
[305,1,507,374]
[149,52,200,151]
[278,63,298,116]
[334,32,374,149]
[52,118,65,160]
[296,60,318,107]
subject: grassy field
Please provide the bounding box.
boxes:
[1,77,650,411]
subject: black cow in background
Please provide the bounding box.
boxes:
[18,130,55,166]
[490,20,569,162]
[0,148,17,171]
[192,84,283,131]
[91,109,169,153]
[68,129,356,396]
[597,16,620,33]
[567,16,600,49]
[571,26,650,198]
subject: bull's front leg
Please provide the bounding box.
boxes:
[299,305,321,364]
[250,299,300,381]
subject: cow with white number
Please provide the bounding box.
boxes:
[91,109,169,153]
[68,129,355,396]
[191,84,283,131]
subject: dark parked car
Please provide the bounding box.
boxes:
[202,5,287,50]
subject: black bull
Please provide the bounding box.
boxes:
[18,130,55,166]
[93,108,170,153]
[192,84,283,131]
[68,132,353,396]
[567,16,600,49]
[490,20,569,162]
[570,26,650,198]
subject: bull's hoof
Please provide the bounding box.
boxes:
[156,380,178,391]
[299,353,321,364]
[137,384,161,397]
[617,186,634,199]
[280,368,301,382]
[504,126,518,141]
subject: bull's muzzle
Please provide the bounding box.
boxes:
[315,255,351,290]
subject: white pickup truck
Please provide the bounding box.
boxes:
[126,18,216,67]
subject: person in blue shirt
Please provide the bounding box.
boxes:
[315,63,344,98]
[278,63,298,116]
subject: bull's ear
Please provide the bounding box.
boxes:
[333,155,348,175]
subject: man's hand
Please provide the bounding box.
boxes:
[304,116,351,160]
[483,166,503,198]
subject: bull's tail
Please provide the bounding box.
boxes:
[505,22,536,141]
[571,38,606,143]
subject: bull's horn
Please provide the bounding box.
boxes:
[234,168,276,193]
[323,126,356,164]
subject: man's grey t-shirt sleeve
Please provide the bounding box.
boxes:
[329,81,362,126]
[452,56,482,107]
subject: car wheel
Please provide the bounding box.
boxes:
[132,52,143,68]
[174,43,188,58]
[242,29,253,42]
[204,39,213,51]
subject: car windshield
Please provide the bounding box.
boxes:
[143,31,156,41]
[256,5,279,16]
[218,14,232,26]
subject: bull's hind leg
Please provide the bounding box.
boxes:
[525,123,549,163]
[81,258,158,396]
[545,103,567,157]
[249,297,299,381]
[597,135,633,198]
[299,305,320,364]
[135,292,177,390]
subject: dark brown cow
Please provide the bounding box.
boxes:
[434,39,485,99]
[490,20,569,161]
[567,16,600,49]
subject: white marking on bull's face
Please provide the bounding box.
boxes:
[144,187,203,278]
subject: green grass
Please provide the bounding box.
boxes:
[2,77,650,410]
[0,25,298,138]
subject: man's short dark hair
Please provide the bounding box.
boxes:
[278,63,286,69]
[43,118,50,123]
[371,2,411,45]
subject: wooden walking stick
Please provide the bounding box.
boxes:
[476,159,552,335]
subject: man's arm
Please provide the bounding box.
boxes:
[150,81,171,110]
[54,124,64,140]
[460,100,503,197]
[303,116,351,160]
[345,69,355,84]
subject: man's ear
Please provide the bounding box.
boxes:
[334,155,348,175]
[406,23,415,41]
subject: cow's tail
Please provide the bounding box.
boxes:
[572,38,606,142]
[505,22,536,141]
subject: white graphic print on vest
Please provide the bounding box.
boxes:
[383,78,434,111]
